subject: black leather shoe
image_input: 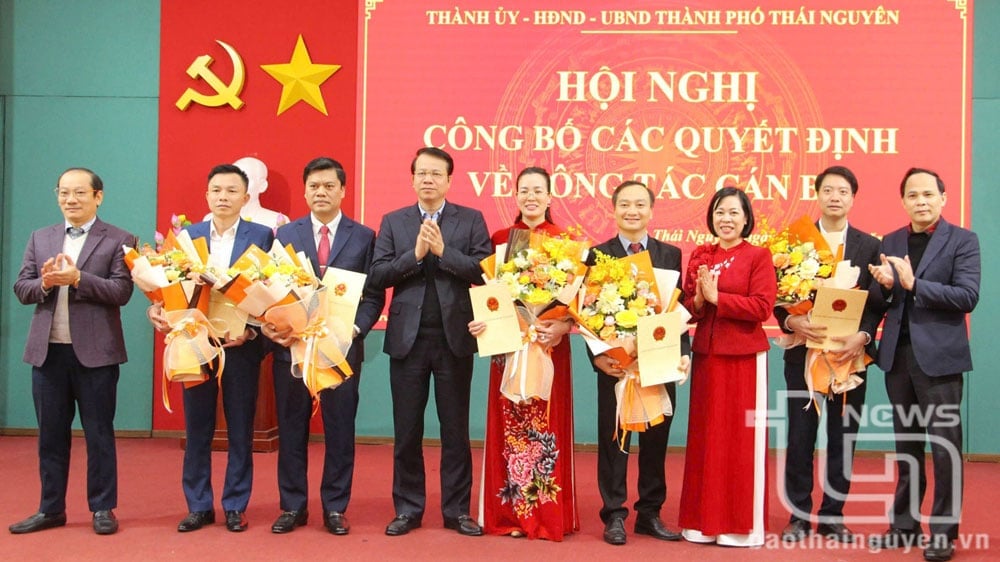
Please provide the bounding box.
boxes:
[869,527,921,550]
[324,511,350,535]
[177,511,215,532]
[603,516,627,545]
[271,510,307,534]
[385,514,421,536]
[444,514,482,537]
[92,510,118,535]
[816,522,855,543]
[634,516,681,541]
[781,519,810,542]
[9,512,67,534]
[924,535,955,561]
[225,510,248,532]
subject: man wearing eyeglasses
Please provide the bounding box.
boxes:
[370,147,492,537]
[10,168,135,536]
[261,156,384,536]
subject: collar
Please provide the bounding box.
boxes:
[210,217,240,238]
[311,211,342,234]
[909,220,939,235]
[418,201,446,220]
[618,233,649,251]
[65,216,97,233]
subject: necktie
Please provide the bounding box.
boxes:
[628,242,643,255]
[317,225,330,275]
[67,227,85,239]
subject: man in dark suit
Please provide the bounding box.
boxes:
[262,157,384,536]
[148,164,274,533]
[774,166,881,544]
[10,168,135,535]
[867,168,980,562]
[587,181,688,545]
[370,147,492,537]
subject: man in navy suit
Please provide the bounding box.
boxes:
[10,168,135,535]
[371,147,492,537]
[149,164,274,533]
[262,157,384,535]
[587,181,688,545]
[774,166,881,544]
[867,168,980,562]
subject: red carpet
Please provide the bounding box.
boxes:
[1,436,996,560]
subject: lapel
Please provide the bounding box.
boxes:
[603,237,628,259]
[645,237,661,267]
[230,220,252,267]
[438,202,458,245]
[402,204,423,246]
[76,218,104,268]
[915,219,952,278]
[328,216,353,264]
[290,217,320,272]
[187,221,211,252]
[844,226,862,263]
[41,224,66,265]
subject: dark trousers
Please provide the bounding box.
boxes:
[273,357,360,513]
[885,338,963,539]
[595,370,675,523]
[389,330,474,520]
[782,360,866,523]
[32,343,120,513]
[181,340,261,512]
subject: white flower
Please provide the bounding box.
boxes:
[798,257,820,280]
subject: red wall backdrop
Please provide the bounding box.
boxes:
[156,0,972,431]
[156,0,359,431]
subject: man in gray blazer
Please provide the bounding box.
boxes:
[10,168,135,535]
[371,147,492,537]
[867,168,980,562]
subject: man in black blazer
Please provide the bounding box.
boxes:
[370,147,492,537]
[263,157,384,536]
[10,168,135,536]
[867,168,980,562]
[774,166,881,544]
[588,181,688,545]
[148,164,275,533]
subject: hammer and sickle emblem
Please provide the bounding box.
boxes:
[175,40,246,111]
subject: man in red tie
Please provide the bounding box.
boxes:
[586,181,688,545]
[262,157,384,535]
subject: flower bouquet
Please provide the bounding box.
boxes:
[124,230,227,411]
[760,215,837,315]
[212,241,358,403]
[574,249,683,437]
[480,229,589,403]
[760,215,870,409]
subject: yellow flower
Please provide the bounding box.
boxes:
[817,264,833,278]
[788,249,804,266]
[617,278,636,298]
[585,314,605,333]
[614,309,639,329]
[524,287,552,305]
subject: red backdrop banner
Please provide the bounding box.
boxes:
[156,0,972,431]
[156,0,359,431]
[358,0,973,245]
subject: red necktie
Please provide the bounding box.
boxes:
[629,242,643,255]
[318,225,330,275]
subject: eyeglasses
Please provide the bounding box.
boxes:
[414,170,447,180]
[55,188,96,200]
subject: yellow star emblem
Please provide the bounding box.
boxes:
[260,35,340,116]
